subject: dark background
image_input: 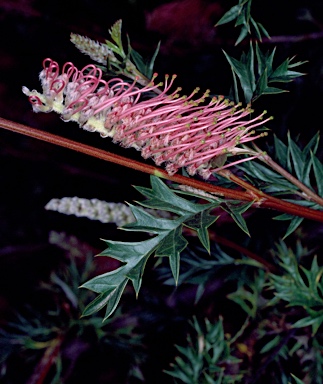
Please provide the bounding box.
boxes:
[1,1,323,382]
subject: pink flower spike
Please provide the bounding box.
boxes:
[24,58,272,179]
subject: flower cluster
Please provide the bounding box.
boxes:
[23,58,271,179]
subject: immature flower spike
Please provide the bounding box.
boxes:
[23,58,271,179]
[70,33,116,65]
[45,197,135,226]
[45,197,172,226]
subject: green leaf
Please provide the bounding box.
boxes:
[269,57,306,83]
[135,176,206,215]
[274,135,288,169]
[235,25,249,46]
[269,246,323,334]
[128,39,161,79]
[290,373,305,384]
[263,86,288,95]
[221,201,253,236]
[81,176,221,320]
[260,335,281,354]
[156,226,188,285]
[288,132,304,181]
[282,216,304,239]
[311,152,323,197]
[257,22,271,38]
[215,5,241,26]
[254,68,268,98]
[216,0,270,45]
[222,49,255,103]
[122,204,178,233]
[82,281,127,320]
[106,20,126,58]
[184,209,219,253]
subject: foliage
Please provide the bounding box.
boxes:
[0,251,145,382]
[237,132,323,237]
[223,43,306,103]
[81,176,258,321]
[268,241,323,335]
[215,0,270,45]
[165,317,243,383]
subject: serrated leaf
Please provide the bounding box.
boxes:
[81,285,120,316]
[102,280,129,320]
[136,176,217,214]
[135,176,205,215]
[156,226,188,284]
[221,201,253,236]
[122,204,178,233]
[184,209,219,253]
[81,176,221,320]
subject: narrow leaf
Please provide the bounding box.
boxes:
[288,132,304,181]
[215,5,241,26]
[311,152,323,197]
[282,216,304,239]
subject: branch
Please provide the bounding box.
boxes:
[1,117,323,222]
[259,152,323,207]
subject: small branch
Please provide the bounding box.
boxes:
[259,152,323,207]
[1,117,323,222]
[217,169,323,222]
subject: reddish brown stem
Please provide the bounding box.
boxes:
[1,117,323,222]
[26,336,63,384]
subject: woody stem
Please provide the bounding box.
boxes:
[1,117,322,222]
